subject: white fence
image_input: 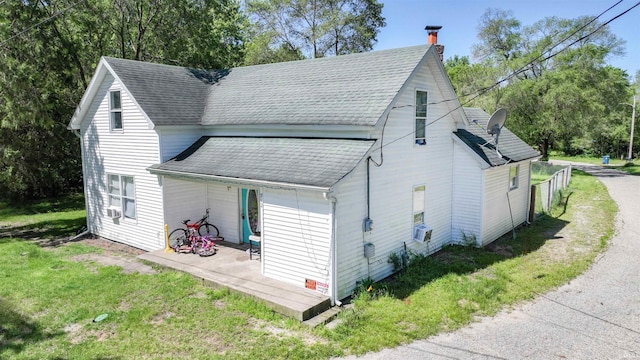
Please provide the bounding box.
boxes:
[531,162,572,219]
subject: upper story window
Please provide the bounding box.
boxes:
[110,90,122,131]
[509,165,519,190]
[415,90,427,145]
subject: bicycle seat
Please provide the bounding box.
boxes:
[182,219,190,225]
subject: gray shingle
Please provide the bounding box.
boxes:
[456,108,540,166]
[148,137,376,188]
[202,45,429,126]
[104,45,429,127]
[104,57,210,126]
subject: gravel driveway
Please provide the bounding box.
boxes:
[344,163,640,359]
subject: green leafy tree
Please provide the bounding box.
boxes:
[245,0,385,63]
[466,9,631,158]
[0,0,247,200]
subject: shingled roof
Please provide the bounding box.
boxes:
[148,137,376,189]
[101,45,430,127]
[456,108,539,166]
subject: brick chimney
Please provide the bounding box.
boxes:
[425,25,444,61]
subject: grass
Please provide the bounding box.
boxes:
[0,172,617,359]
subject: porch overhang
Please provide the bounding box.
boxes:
[148,136,376,191]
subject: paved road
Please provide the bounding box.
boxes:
[344,163,640,359]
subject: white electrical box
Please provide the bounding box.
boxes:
[413,224,433,243]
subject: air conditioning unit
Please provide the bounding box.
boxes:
[413,224,433,243]
[106,207,121,219]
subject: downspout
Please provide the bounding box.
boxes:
[324,191,338,306]
[525,161,533,225]
[72,129,91,239]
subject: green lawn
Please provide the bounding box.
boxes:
[0,173,617,359]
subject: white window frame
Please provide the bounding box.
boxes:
[413,185,425,225]
[109,90,123,131]
[415,89,428,146]
[509,165,519,190]
[107,174,136,220]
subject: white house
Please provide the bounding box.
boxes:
[68,42,539,305]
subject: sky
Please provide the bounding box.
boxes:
[374,0,639,79]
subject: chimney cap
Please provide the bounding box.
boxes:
[425,25,442,31]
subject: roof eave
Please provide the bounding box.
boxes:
[147,167,331,192]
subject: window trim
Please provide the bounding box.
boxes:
[509,165,519,190]
[109,90,123,132]
[107,173,136,220]
[414,89,428,146]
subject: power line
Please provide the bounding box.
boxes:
[375,0,640,152]
[0,1,84,47]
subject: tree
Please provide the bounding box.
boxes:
[0,0,247,200]
[466,9,631,158]
[245,0,385,63]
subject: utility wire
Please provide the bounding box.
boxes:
[426,0,625,108]
[0,1,84,47]
[376,0,640,151]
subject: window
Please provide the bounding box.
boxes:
[108,174,136,219]
[509,165,519,190]
[415,90,428,145]
[110,90,122,131]
[413,185,425,224]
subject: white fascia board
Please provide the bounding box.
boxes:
[146,167,331,193]
[68,58,108,130]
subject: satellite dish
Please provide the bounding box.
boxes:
[485,108,507,157]
[486,108,507,135]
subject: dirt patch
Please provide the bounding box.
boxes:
[250,318,327,346]
[65,237,156,275]
[70,253,156,275]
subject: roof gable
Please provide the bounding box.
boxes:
[103,57,210,126]
[456,108,540,166]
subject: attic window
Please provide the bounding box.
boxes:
[415,90,427,145]
[110,90,122,131]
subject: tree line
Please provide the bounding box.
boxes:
[0,0,384,201]
[1,3,637,201]
[445,8,638,160]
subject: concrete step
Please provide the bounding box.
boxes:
[303,306,341,328]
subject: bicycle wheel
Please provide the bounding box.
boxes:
[168,229,188,248]
[198,222,219,237]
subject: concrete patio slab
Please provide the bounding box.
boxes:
[138,241,331,321]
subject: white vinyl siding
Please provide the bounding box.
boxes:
[162,178,207,235]
[333,54,456,299]
[158,127,203,162]
[451,142,483,245]
[207,184,240,244]
[81,73,165,251]
[262,189,332,297]
[481,161,531,245]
